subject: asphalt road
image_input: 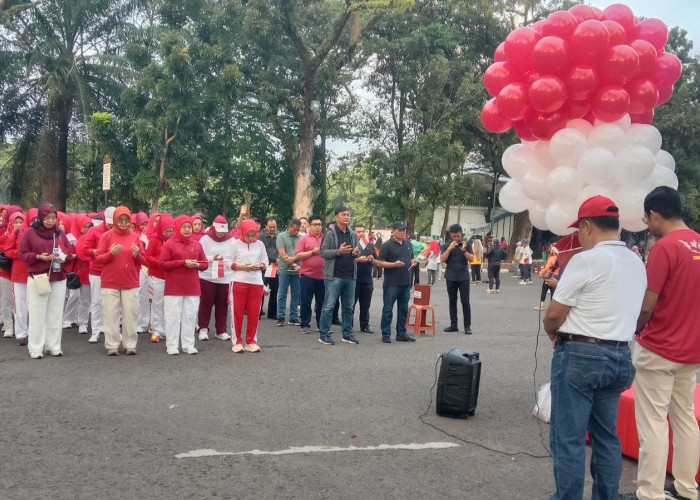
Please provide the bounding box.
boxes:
[0,270,651,499]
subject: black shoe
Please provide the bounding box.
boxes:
[443,326,459,332]
[16,337,27,346]
[382,337,391,343]
[396,336,416,342]
[276,320,286,327]
[664,483,694,500]
[332,320,342,326]
[361,327,374,334]
[464,327,472,335]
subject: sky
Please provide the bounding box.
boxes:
[327,0,700,158]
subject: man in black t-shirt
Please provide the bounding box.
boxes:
[376,221,417,343]
[353,224,375,333]
[258,217,279,319]
[440,224,474,334]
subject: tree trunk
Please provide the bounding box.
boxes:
[507,212,532,261]
[440,199,451,239]
[320,113,328,220]
[293,83,318,218]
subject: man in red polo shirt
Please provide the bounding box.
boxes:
[622,187,700,500]
[295,215,324,334]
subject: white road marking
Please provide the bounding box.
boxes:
[175,442,459,459]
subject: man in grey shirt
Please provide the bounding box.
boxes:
[276,219,301,327]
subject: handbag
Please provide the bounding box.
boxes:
[0,251,12,272]
[33,272,52,295]
[66,272,81,290]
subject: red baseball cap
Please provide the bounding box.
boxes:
[568,195,620,228]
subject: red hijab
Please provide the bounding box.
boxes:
[239,219,258,243]
[173,215,193,242]
[156,213,174,242]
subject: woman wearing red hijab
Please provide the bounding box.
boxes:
[426,239,441,286]
[131,211,150,334]
[228,218,268,353]
[95,206,146,355]
[0,205,22,338]
[19,203,73,358]
[159,215,207,355]
[64,214,92,334]
[144,213,174,343]
[3,210,28,344]
[191,213,204,241]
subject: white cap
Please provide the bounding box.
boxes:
[213,222,228,233]
[104,206,116,224]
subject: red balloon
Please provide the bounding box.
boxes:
[524,109,567,140]
[636,18,668,51]
[656,85,673,105]
[570,20,611,64]
[481,98,512,133]
[602,4,637,39]
[568,5,598,23]
[505,27,541,72]
[524,69,541,85]
[565,64,598,101]
[591,7,604,20]
[497,82,530,121]
[600,45,640,85]
[531,36,570,75]
[649,52,682,87]
[630,39,657,76]
[626,78,659,114]
[513,120,537,142]
[591,86,630,122]
[630,108,654,124]
[562,99,590,120]
[532,20,546,34]
[528,76,567,113]
[543,10,578,40]
[602,20,627,46]
[484,61,521,96]
[494,42,507,62]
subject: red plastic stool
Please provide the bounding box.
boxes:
[406,285,435,337]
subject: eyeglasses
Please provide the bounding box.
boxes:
[310,222,322,226]
[116,218,131,226]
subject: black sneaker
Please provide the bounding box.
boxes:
[443,326,458,332]
[341,336,359,345]
[300,325,312,334]
[396,336,416,342]
[360,327,374,334]
[289,320,301,327]
[464,327,473,335]
[382,337,391,343]
[318,335,335,345]
[276,320,286,327]
[16,337,27,346]
[664,484,694,500]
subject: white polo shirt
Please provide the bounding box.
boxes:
[553,240,647,341]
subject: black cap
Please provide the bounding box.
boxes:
[391,221,407,230]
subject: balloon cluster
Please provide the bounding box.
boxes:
[481,3,681,141]
[498,115,679,235]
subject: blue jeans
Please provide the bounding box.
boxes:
[299,276,324,329]
[319,278,355,338]
[549,340,635,500]
[380,285,410,339]
[277,273,300,322]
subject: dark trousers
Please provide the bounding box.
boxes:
[198,279,229,334]
[522,264,532,280]
[300,275,324,329]
[488,265,501,290]
[353,281,373,330]
[471,264,481,282]
[410,265,420,286]
[261,276,278,318]
[380,285,410,339]
[373,264,383,279]
[446,279,471,329]
[540,281,553,302]
[518,263,524,278]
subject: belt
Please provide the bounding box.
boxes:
[557,332,629,347]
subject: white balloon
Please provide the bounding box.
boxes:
[613,185,647,224]
[549,128,589,166]
[501,144,521,169]
[620,216,648,233]
[499,180,532,213]
[547,166,582,199]
[576,184,613,206]
[655,150,676,171]
[503,146,537,180]
[597,114,631,131]
[522,166,551,200]
[614,146,656,184]
[545,200,578,236]
[528,202,549,230]
[535,141,556,170]
[577,147,616,185]
[645,166,679,191]
[566,119,594,136]
[588,124,627,154]
[626,124,662,154]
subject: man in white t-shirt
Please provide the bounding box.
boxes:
[518,238,533,285]
[543,196,647,500]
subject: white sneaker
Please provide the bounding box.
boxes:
[183,347,198,355]
[232,343,244,353]
[198,328,209,341]
[167,348,179,355]
[3,329,13,338]
[88,333,99,343]
[519,280,527,285]
[78,326,88,334]
[244,343,261,353]
[215,333,231,341]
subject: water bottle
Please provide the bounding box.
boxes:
[52,247,61,272]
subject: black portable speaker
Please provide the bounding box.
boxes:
[436,349,481,418]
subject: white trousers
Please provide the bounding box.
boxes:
[164,295,199,351]
[11,282,28,339]
[88,274,103,333]
[0,276,14,332]
[63,287,79,326]
[150,277,165,336]
[27,277,66,356]
[77,284,90,328]
[101,287,139,350]
[137,269,150,332]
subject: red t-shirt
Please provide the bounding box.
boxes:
[638,228,700,363]
[295,234,323,280]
